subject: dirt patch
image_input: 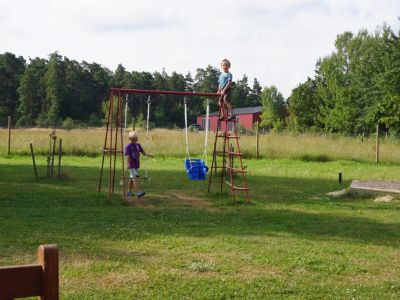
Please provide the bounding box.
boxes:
[327,189,349,197]
[166,190,219,211]
[374,195,395,203]
[123,190,218,211]
[123,196,158,208]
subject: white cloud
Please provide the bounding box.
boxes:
[0,0,399,97]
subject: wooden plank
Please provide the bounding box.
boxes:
[0,264,42,299]
[350,180,400,194]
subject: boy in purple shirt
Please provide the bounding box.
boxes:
[125,131,153,198]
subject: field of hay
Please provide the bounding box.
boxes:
[1,127,400,164]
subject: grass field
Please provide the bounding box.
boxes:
[1,153,400,299]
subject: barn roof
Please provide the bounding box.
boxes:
[200,106,262,117]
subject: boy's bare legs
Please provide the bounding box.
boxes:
[219,100,233,120]
[129,178,140,193]
[128,178,146,198]
[225,102,233,120]
[218,99,224,120]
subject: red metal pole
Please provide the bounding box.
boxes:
[110,88,219,98]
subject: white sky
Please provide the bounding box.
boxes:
[1,0,399,97]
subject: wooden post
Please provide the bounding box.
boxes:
[38,244,59,300]
[376,124,380,164]
[256,121,259,159]
[46,156,50,177]
[7,116,11,155]
[30,143,38,179]
[230,144,234,171]
[57,139,62,177]
[51,136,56,176]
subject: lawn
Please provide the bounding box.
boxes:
[1,155,400,299]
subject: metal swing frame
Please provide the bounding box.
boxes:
[98,88,219,203]
[98,88,250,203]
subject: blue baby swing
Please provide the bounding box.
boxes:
[183,98,209,180]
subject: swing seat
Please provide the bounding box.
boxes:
[184,159,209,180]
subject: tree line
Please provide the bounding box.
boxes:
[0,52,263,129]
[1,22,399,135]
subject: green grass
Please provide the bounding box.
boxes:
[1,155,400,299]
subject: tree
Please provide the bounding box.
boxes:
[17,57,47,126]
[248,78,262,107]
[260,85,287,130]
[231,74,251,108]
[40,52,66,127]
[288,78,323,132]
[0,52,26,125]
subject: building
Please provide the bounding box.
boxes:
[197,106,262,131]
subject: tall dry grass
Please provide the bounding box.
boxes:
[1,128,399,163]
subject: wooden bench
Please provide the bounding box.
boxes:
[0,245,59,300]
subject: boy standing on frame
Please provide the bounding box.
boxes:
[125,131,153,198]
[217,58,234,121]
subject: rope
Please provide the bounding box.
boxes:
[146,96,151,147]
[124,94,128,135]
[184,97,191,164]
[144,96,151,178]
[203,99,210,166]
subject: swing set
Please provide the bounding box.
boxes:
[98,88,219,202]
[99,88,250,203]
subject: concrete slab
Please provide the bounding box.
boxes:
[350,180,400,195]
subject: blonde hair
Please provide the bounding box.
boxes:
[128,131,138,140]
[221,59,231,68]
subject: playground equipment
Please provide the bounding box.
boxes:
[98,88,250,203]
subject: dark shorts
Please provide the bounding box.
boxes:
[220,89,231,104]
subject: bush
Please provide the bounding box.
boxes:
[87,113,103,127]
[62,117,82,130]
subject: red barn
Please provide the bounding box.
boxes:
[197,106,262,131]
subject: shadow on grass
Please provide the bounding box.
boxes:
[0,162,399,250]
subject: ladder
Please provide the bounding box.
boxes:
[207,101,250,203]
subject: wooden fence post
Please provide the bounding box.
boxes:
[376,124,380,164]
[7,116,11,155]
[57,139,62,177]
[30,143,38,179]
[256,121,259,159]
[51,136,56,176]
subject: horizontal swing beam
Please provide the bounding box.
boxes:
[110,88,220,98]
